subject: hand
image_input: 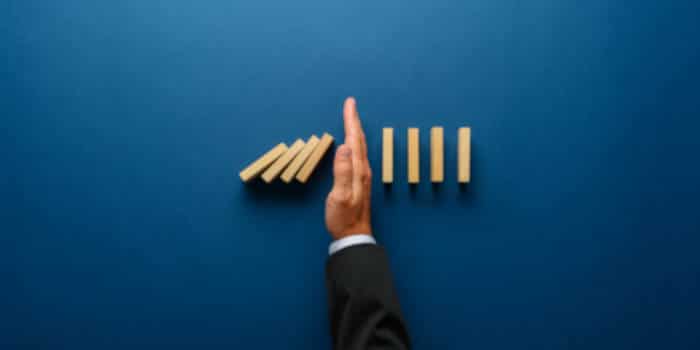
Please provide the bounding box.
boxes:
[325,97,373,240]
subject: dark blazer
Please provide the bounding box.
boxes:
[325,244,411,350]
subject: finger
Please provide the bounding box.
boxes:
[352,102,371,192]
[343,97,359,140]
[343,97,365,156]
[354,108,368,158]
[343,97,368,195]
[344,98,368,158]
[356,111,371,186]
[331,144,353,201]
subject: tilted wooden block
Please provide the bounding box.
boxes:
[239,143,288,182]
[382,127,394,184]
[458,127,471,183]
[296,133,334,183]
[280,135,320,183]
[261,139,306,183]
[408,128,420,184]
[431,126,444,183]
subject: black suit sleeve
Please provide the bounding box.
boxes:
[325,244,411,350]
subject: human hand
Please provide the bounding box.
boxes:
[325,97,373,240]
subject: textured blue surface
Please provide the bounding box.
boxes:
[2,0,700,348]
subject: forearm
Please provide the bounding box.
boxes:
[326,244,410,350]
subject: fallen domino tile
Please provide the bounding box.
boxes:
[239,143,288,182]
[296,133,334,183]
[261,139,306,183]
[280,135,320,183]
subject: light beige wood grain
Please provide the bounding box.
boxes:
[296,133,334,183]
[408,128,420,184]
[239,143,288,182]
[458,127,471,183]
[431,126,444,183]
[280,135,320,183]
[261,139,306,183]
[382,128,394,184]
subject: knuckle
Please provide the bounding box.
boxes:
[329,190,352,205]
[360,169,372,184]
[335,164,351,176]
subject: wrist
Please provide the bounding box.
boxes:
[331,226,373,241]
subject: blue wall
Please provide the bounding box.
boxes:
[2,0,699,348]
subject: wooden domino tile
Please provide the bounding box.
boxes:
[239,143,288,183]
[280,135,320,183]
[261,139,306,183]
[295,133,334,183]
[382,127,394,184]
[407,128,419,184]
[430,126,444,183]
[458,127,471,183]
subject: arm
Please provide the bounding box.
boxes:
[326,244,410,350]
[324,98,411,350]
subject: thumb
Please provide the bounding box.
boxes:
[331,144,353,199]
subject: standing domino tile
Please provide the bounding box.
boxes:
[431,126,444,183]
[280,135,320,183]
[261,139,306,183]
[408,128,420,184]
[239,143,288,182]
[296,133,334,183]
[458,127,471,183]
[382,128,394,184]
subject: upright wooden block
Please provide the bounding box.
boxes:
[407,128,420,184]
[296,133,334,183]
[382,128,394,184]
[458,127,471,183]
[280,135,320,183]
[431,126,444,183]
[261,139,306,183]
[239,143,288,182]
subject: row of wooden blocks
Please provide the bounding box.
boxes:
[239,133,334,183]
[239,126,471,184]
[383,127,471,184]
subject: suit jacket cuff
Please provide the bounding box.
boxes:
[328,234,375,255]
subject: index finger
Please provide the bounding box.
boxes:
[343,97,367,158]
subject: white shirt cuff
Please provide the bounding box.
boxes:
[328,234,376,255]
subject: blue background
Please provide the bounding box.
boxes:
[2,0,700,348]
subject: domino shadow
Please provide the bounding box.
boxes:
[240,148,334,205]
[381,142,479,205]
[456,142,478,208]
